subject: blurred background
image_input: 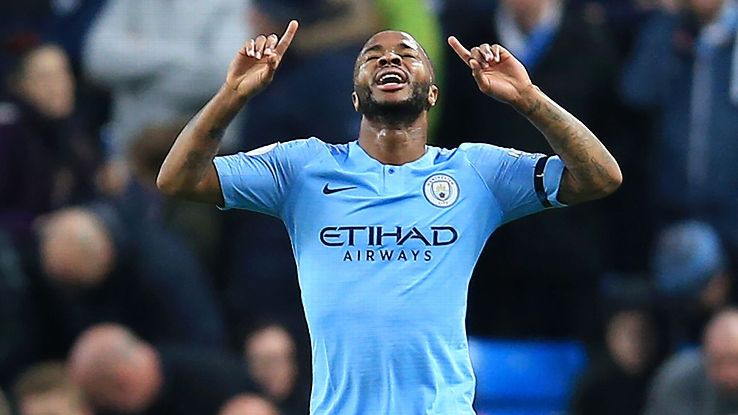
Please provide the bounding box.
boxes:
[1,0,737,414]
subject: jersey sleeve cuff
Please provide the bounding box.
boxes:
[543,155,567,208]
[212,156,235,211]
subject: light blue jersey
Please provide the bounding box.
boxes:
[214,138,566,414]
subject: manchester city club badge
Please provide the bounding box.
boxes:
[423,174,459,208]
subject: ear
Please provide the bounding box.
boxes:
[351,91,360,112]
[428,84,439,108]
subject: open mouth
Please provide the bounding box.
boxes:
[374,68,408,92]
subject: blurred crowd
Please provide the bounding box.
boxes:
[0,0,737,414]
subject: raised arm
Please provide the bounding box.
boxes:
[156,21,299,204]
[448,37,622,205]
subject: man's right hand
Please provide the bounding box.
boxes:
[226,20,299,98]
[157,20,299,205]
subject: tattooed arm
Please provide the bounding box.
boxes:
[448,38,622,205]
[514,86,622,204]
[157,21,299,203]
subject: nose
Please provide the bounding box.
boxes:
[378,52,402,67]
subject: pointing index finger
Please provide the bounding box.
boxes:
[275,20,299,55]
[448,36,472,66]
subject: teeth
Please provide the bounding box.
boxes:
[379,73,403,84]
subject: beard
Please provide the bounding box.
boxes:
[355,80,432,128]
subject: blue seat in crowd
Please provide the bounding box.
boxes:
[468,337,587,415]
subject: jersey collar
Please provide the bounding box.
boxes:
[349,140,436,169]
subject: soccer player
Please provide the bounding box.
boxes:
[157,20,622,414]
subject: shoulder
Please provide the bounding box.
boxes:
[652,350,705,390]
[0,101,30,147]
[458,142,507,154]
[245,137,329,159]
[457,142,531,165]
[0,101,25,135]
[0,101,22,126]
[282,137,352,166]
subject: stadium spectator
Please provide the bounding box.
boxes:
[0,0,107,73]
[12,361,91,415]
[29,205,225,355]
[572,308,662,415]
[219,394,279,415]
[82,0,249,159]
[621,0,738,263]
[566,0,680,56]
[652,221,731,349]
[644,308,738,415]
[123,121,224,272]
[243,322,309,415]
[0,43,101,244]
[440,0,622,337]
[68,324,276,415]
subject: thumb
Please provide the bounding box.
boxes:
[266,51,280,71]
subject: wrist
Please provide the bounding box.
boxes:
[510,83,542,115]
[218,82,251,108]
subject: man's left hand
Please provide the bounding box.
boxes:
[448,37,534,108]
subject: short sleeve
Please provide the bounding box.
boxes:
[461,143,566,224]
[213,138,321,217]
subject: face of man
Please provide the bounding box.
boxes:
[246,326,298,401]
[17,45,75,120]
[19,389,90,415]
[606,311,655,375]
[687,0,725,23]
[352,31,438,127]
[707,334,738,394]
[500,0,542,16]
[705,312,738,395]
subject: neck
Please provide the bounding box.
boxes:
[357,113,428,165]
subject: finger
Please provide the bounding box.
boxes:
[245,39,256,57]
[470,47,488,68]
[264,34,279,55]
[447,36,472,66]
[469,59,484,82]
[254,35,267,59]
[480,43,495,63]
[493,44,512,63]
[275,20,299,55]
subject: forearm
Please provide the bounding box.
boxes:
[513,86,622,204]
[156,84,247,202]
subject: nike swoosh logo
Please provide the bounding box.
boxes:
[322,184,357,195]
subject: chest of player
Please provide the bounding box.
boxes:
[284,162,500,253]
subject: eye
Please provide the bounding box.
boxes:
[402,54,417,59]
[365,56,379,62]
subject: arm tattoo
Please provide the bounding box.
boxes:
[206,125,225,141]
[519,88,620,203]
[188,109,226,142]
[183,150,211,171]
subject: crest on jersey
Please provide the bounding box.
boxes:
[423,174,459,208]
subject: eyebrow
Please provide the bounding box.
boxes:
[361,41,419,55]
